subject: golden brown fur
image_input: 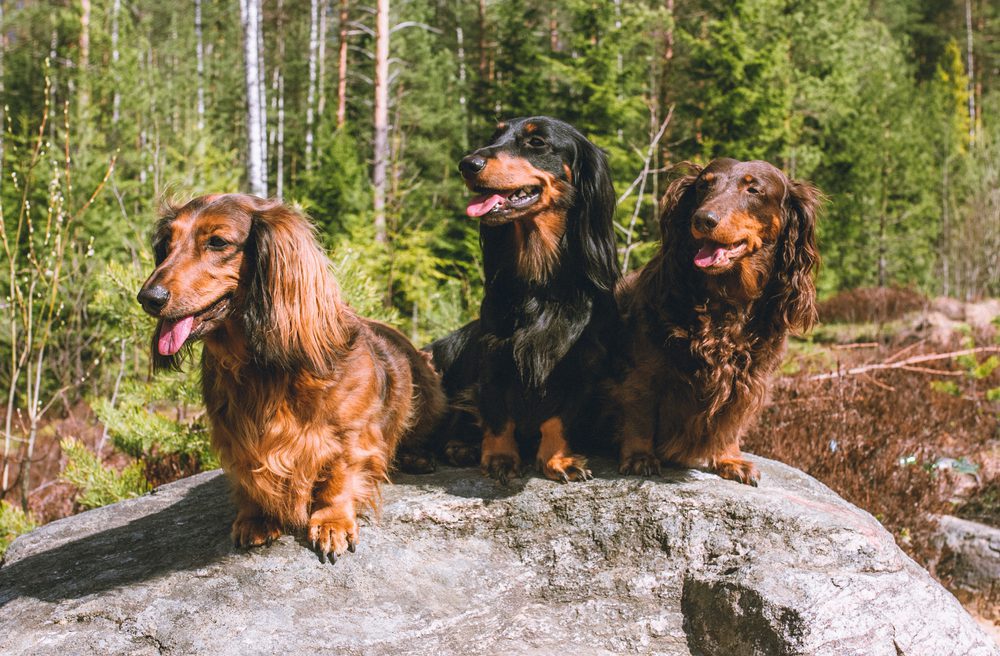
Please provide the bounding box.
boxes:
[138,194,445,560]
[612,159,821,485]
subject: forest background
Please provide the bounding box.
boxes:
[0,0,998,579]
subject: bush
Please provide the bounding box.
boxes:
[0,501,37,559]
[59,438,150,510]
[745,343,1000,567]
[817,286,928,324]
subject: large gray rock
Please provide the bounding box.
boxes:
[0,456,996,656]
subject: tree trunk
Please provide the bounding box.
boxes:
[877,142,889,287]
[277,73,285,199]
[256,0,268,187]
[195,0,205,130]
[78,0,90,112]
[275,0,285,198]
[477,0,487,81]
[0,0,5,169]
[239,0,268,196]
[372,0,389,244]
[318,0,329,120]
[305,0,319,170]
[456,24,468,151]
[336,0,349,129]
[965,0,975,144]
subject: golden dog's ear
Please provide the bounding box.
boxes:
[239,197,349,372]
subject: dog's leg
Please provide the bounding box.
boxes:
[536,417,592,483]
[710,441,759,487]
[230,487,283,548]
[480,419,520,484]
[307,459,366,563]
[615,384,661,476]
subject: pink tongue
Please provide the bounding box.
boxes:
[158,316,194,356]
[694,244,727,268]
[466,194,506,218]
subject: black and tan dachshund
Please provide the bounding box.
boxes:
[427,117,620,483]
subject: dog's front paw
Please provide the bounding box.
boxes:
[619,452,661,477]
[395,447,437,474]
[231,515,283,548]
[481,453,521,485]
[540,453,592,483]
[444,439,481,467]
[714,458,760,487]
[308,511,359,564]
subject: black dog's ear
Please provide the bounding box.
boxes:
[569,136,620,293]
[240,196,349,372]
[775,180,821,334]
[658,162,703,246]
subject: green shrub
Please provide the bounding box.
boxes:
[59,438,150,510]
[0,501,38,559]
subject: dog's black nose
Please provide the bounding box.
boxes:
[137,285,170,315]
[694,209,720,233]
[459,155,487,177]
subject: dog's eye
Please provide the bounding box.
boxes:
[207,236,229,250]
[527,136,546,148]
[746,187,761,195]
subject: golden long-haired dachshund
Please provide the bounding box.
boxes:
[137,194,444,561]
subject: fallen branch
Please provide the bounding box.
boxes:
[809,346,1000,381]
[830,342,879,350]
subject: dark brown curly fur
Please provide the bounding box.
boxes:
[137,194,445,561]
[612,159,821,484]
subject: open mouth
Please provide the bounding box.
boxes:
[693,240,748,270]
[465,186,542,222]
[156,296,231,356]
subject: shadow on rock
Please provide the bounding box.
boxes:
[0,474,235,608]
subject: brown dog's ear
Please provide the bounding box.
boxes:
[776,180,821,334]
[240,197,349,372]
[658,162,703,241]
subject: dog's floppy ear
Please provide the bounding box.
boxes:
[658,162,702,241]
[149,206,185,373]
[569,135,620,293]
[775,179,821,334]
[240,196,349,371]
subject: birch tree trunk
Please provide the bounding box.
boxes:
[110,0,120,124]
[336,0,349,129]
[0,0,5,169]
[456,24,468,151]
[304,0,319,170]
[317,0,328,120]
[79,0,91,112]
[195,0,205,131]
[239,0,268,196]
[372,0,389,244]
[276,0,286,198]
[256,0,268,185]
